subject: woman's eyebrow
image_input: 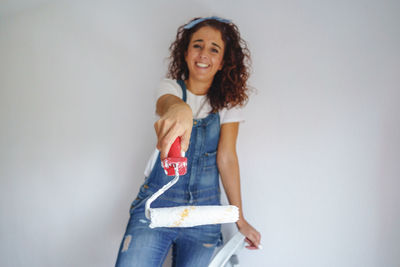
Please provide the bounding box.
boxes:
[193,39,222,50]
[212,42,222,49]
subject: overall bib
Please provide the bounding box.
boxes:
[116,80,223,267]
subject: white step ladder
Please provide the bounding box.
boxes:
[208,232,246,267]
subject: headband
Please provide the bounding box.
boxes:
[183,16,232,30]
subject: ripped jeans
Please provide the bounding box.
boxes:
[115,194,222,267]
[116,108,223,266]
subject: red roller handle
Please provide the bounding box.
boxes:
[168,137,182,158]
[162,137,187,176]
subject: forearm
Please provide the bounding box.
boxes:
[217,153,246,227]
[156,94,191,117]
[154,94,193,158]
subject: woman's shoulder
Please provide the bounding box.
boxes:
[158,78,180,89]
[219,104,246,124]
[156,78,182,99]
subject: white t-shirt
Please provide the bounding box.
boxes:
[144,78,245,177]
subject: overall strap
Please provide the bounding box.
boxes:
[177,80,187,103]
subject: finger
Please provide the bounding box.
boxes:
[154,121,160,141]
[246,236,260,250]
[155,119,175,156]
[159,127,180,159]
[245,237,256,247]
[245,239,258,250]
[154,120,170,148]
[253,233,261,246]
[257,233,261,247]
[180,129,192,152]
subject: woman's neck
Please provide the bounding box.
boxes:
[185,78,212,96]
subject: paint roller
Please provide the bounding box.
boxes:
[145,137,239,228]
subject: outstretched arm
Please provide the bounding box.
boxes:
[217,122,261,249]
[154,94,193,159]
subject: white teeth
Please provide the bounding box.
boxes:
[196,62,209,68]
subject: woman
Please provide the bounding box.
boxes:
[116,16,261,267]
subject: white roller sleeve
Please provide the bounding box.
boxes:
[145,164,239,228]
[149,205,239,228]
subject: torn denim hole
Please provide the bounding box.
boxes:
[202,243,214,248]
[121,235,132,252]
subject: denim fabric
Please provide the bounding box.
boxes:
[115,81,222,267]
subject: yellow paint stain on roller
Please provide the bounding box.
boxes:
[173,206,196,226]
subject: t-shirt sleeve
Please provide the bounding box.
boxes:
[219,105,246,124]
[155,79,182,101]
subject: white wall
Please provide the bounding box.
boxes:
[1,0,399,266]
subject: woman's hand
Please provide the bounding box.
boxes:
[154,95,193,159]
[237,219,262,250]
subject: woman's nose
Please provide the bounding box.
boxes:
[199,50,208,59]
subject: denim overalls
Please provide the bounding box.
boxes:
[116,80,223,267]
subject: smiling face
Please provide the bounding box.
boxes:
[185,26,225,85]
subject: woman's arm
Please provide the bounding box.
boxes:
[154,94,193,159]
[217,122,261,249]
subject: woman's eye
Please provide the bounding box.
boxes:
[211,48,219,53]
[193,44,201,49]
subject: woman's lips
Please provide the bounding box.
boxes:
[195,62,210,68]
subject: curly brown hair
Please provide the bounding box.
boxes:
[167,17,251,112]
